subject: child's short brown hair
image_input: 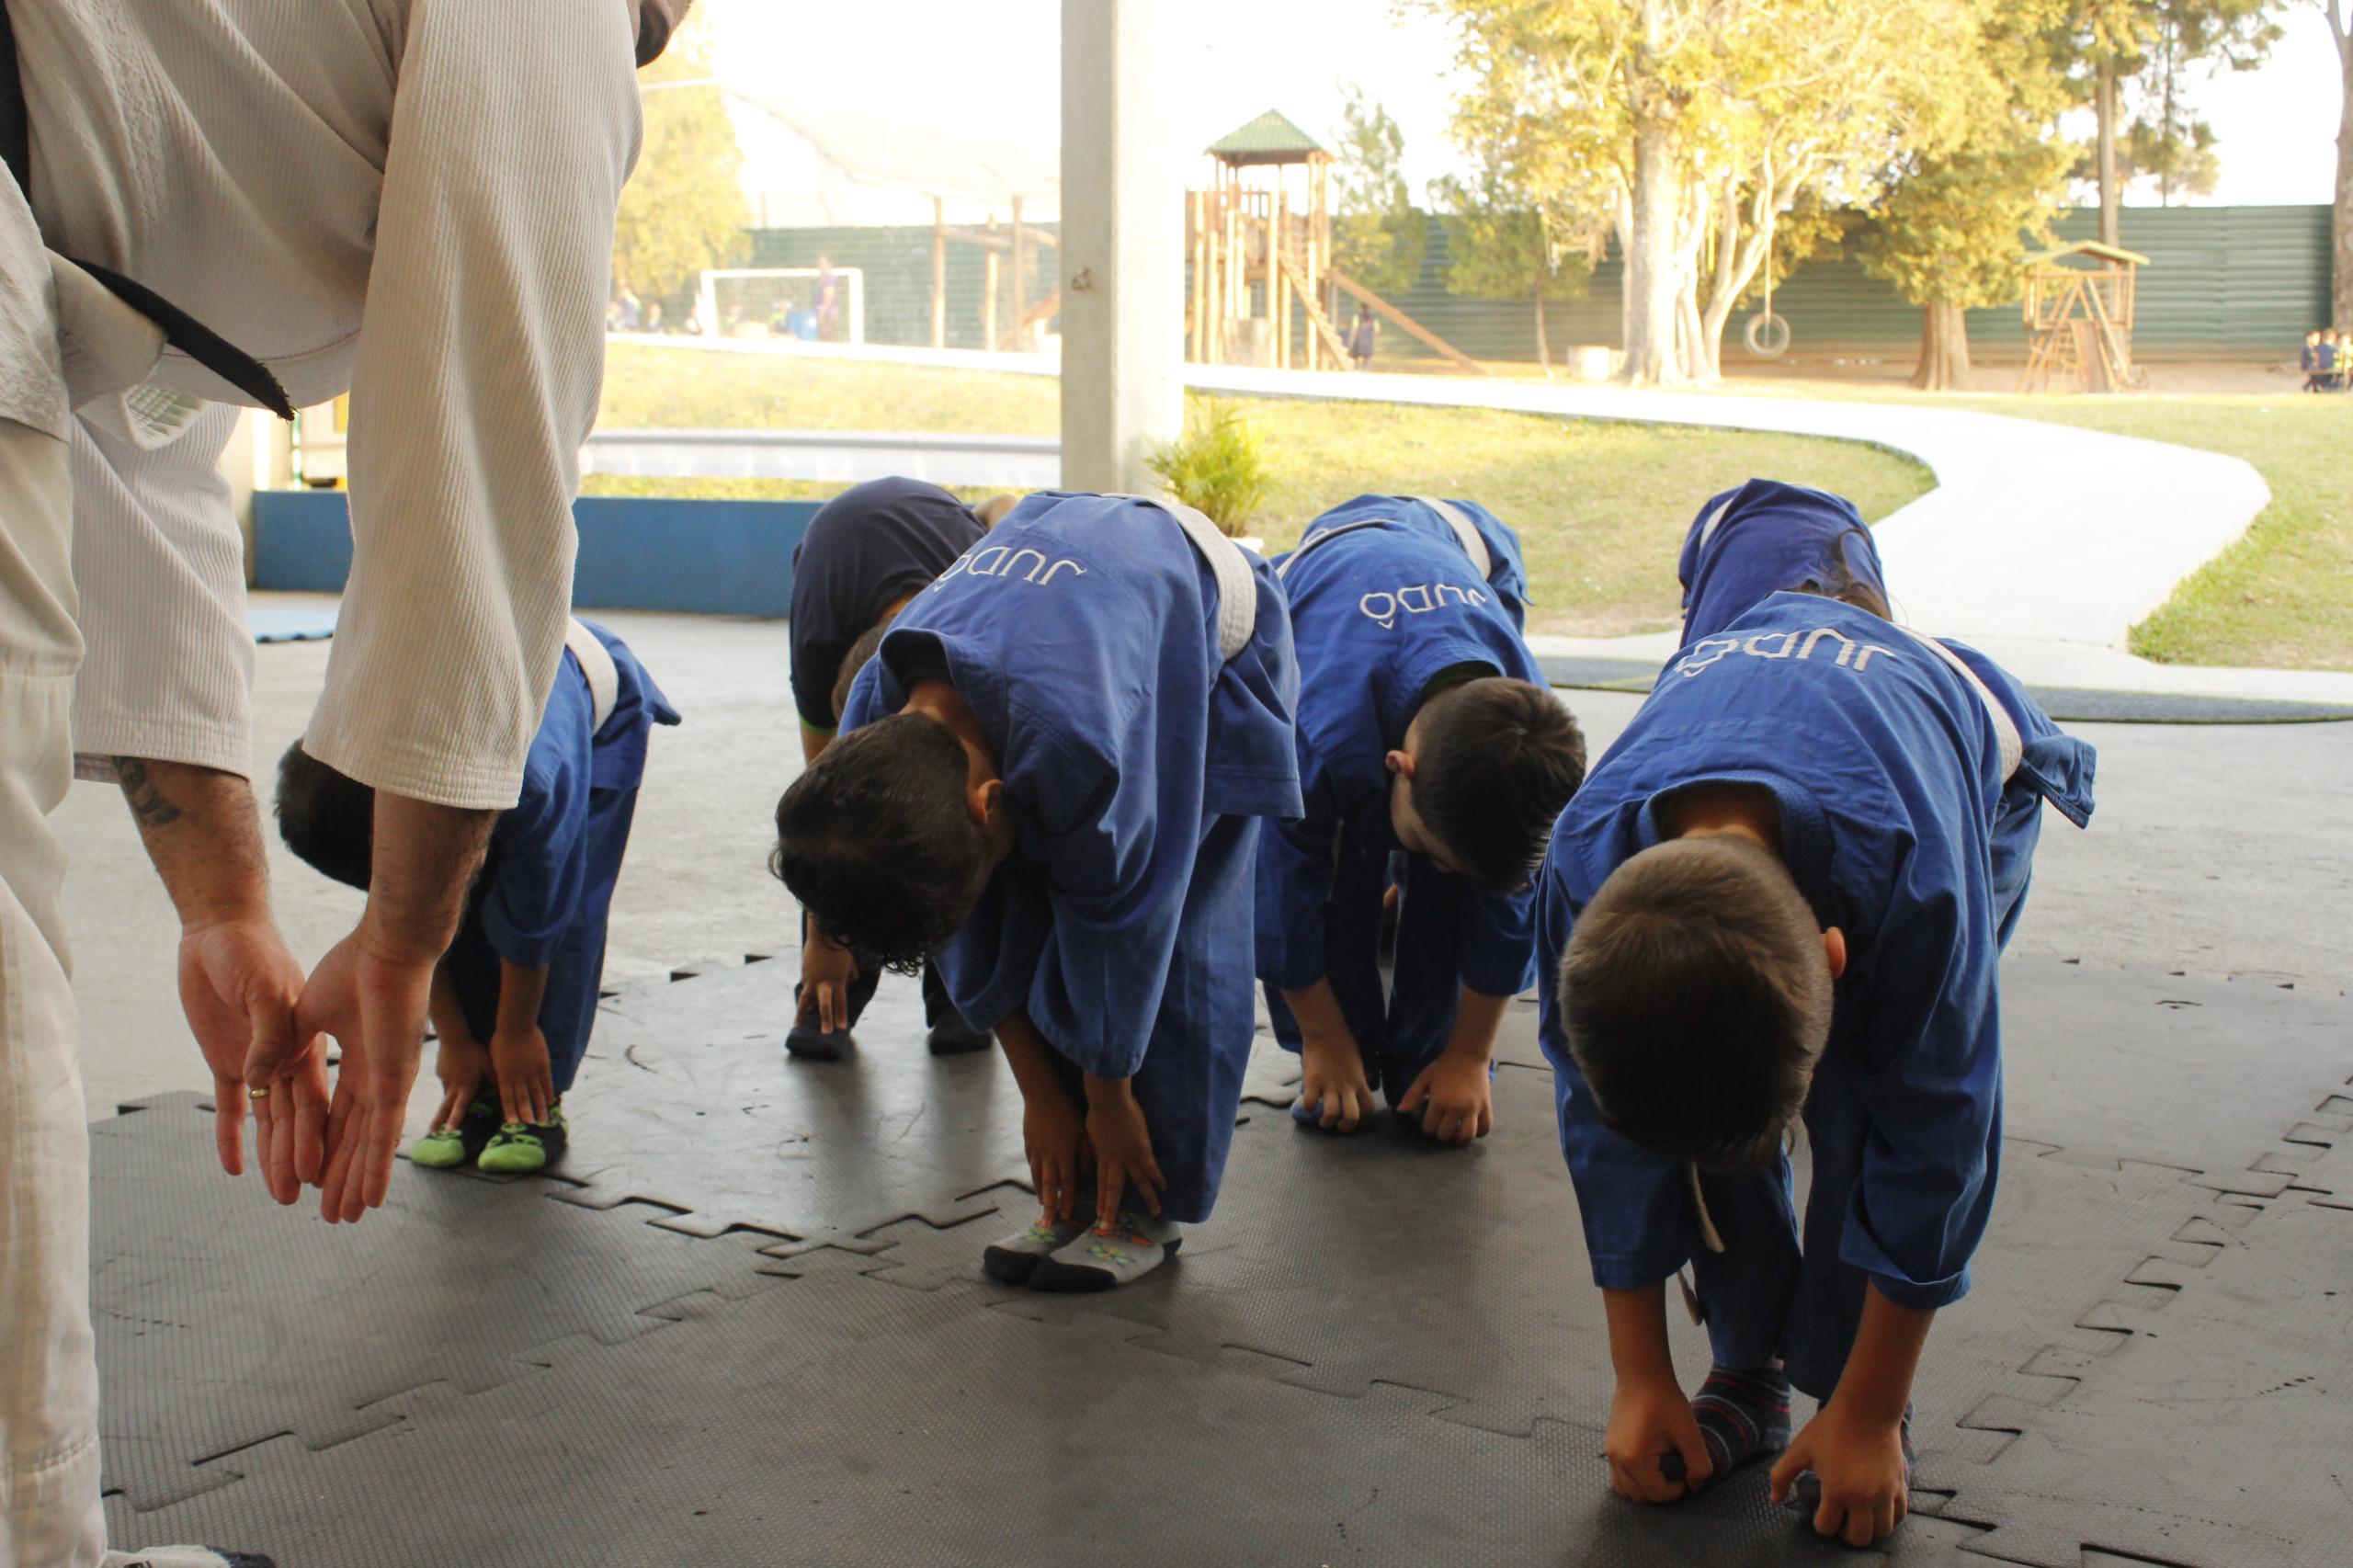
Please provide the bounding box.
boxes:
[1557,835,1833,1169]
[1412,676,1586,893]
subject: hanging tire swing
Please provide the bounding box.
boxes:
[1744,231,1790,359]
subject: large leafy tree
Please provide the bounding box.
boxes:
[1330,85,1427,299]
[1429,153,1592,376]
[612,9,750,307]
[1431,0,1984,387]
[1858,0,2076,389]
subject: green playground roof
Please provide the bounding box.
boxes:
[2023,239,2153,269]
[1207,109,1330,165]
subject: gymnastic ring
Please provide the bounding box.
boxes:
[1745,312,1790,359]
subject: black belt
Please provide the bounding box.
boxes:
[1,0,292,419]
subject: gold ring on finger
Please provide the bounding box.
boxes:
[247,1085,271,1100]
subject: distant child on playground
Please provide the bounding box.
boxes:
[787,476,1017,1061]
[277,619,678,1173]
[1537,479,2095,1547]
[774,492,1300,1290]
[1256,494,1585,1141]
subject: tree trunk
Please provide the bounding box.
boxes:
[1623,117,1681,384]
[2097,58,2121,248]
[2336,7,2353,332]
[1533,275,1553,379]
[1621,0,1682,386]
[1912,299,1972,391]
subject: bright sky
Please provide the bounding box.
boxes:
[713,0,2341,210]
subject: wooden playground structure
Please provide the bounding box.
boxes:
[2018,240,2151,392]
[1188,110,1482,375]
[927,196,1060,354]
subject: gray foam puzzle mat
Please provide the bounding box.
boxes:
[1536,654,2353,725]
[92,959,2353,1565]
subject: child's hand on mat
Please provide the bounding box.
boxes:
[490,1023,555,1126]
[1606,1371,1712,1503]
[799,935,858,1032]
[1023,1086,1089,1224]
[1084,1074,1166,1225]
[1396,1053,1494,1143]
[1298,1033,1378,1132]
[1773,1403,1909,1546]
[430,1030,490,1131]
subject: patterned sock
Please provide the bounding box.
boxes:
[1028,1212,1184,1293]
[1690,1363,1793,1476]
[981,1212,1087,1286]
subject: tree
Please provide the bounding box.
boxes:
[2329,0,2353,331]
[1858,0,2076,389]
[1429,157,1592,376]
[1431,0,1984,387]
[2063,0,2279,241]
[611,9,749,307]
[1330,85,1427,299]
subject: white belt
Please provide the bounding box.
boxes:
[1893,625,2023,781]
[1410,495,1493,581]
[1115,494,1256,663]
[564,618,620,730]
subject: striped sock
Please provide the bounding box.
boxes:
[1690,1364,1793,1475]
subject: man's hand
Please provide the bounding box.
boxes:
[300,928,436,1222]
[490,1023,555,1126]
[1606,1369,1714,1504]
[300,790,494,1224]
[176,917,328,1203]
[1396,1052,1495,1144]
[1083,1074,1165,1226]
[1298,1032,1378,1133]
[1771,1402,1909,1546]
[799,935,858,1033]
[430,1028,490,1133]
[1022,1082,1089,1225]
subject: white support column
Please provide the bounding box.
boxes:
[1058,0,1183,494]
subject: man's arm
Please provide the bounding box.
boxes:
[114,759,323,1201]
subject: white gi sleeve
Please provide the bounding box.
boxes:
[299,0,641,810]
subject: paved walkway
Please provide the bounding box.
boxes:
[613,336,2345,700]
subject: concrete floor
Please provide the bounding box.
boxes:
[59,594,2353,1119]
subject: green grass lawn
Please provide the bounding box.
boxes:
[1917,395,2348,672]
[591,345,1932,638]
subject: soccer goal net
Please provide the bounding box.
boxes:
[696,267,866,345]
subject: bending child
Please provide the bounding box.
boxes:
[787,476,1016,1060]
[774,492,1301,1291]
[1257,494,1586,1140]
[1536,479,2095,1546]
[277,618,678,1173]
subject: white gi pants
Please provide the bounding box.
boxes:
[0,414,102,1567]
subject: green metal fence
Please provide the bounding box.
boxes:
[744,204,2329,367]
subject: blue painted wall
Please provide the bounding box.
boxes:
[253,490,823,617]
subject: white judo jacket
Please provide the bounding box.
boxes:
[9,0,644,810]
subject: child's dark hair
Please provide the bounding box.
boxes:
[1557,835,1833,1171]
[1411,676,1587,894]
[274,740,375,891]
[1790,527,1892,620]
[831,620,890,722]
[771,712,994,972]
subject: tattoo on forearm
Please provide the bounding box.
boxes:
[117,759,185,829]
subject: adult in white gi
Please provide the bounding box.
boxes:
[0,4,681,1562]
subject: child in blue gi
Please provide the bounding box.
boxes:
[787,476,1015,1061]
[1257,495,1586,1140]
[773,492,1301,1290]
[276,619,679,1173]
[1538,479,2094,1548]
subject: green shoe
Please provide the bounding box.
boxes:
[476,1106,569,1174]
[406,1096,500,1169]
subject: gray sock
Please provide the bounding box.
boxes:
[103,1550,277,1568]
[981,1212,1086,1285]
[1028,1212,1183,1292]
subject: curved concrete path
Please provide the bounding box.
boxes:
[612,337,2347,701]
[1188,364,2353,704]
